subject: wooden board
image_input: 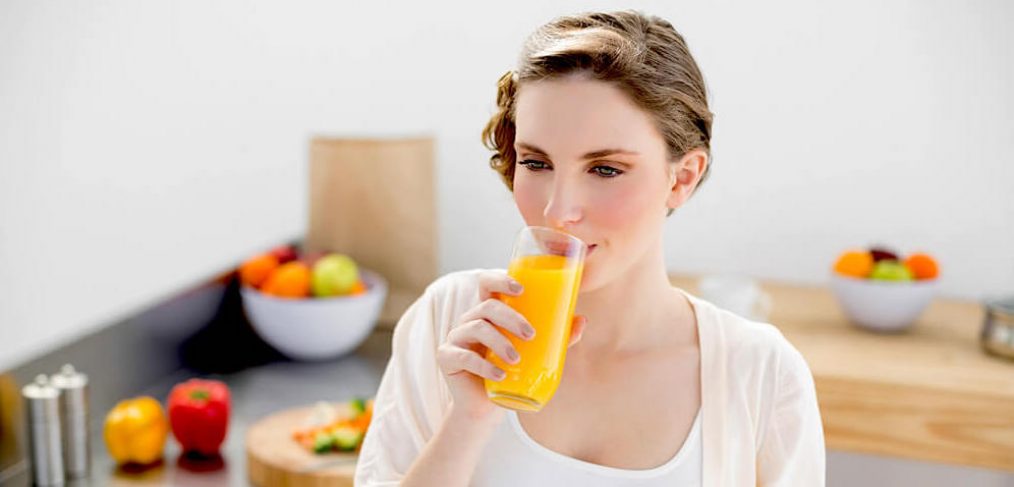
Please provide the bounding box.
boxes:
[670,274,1014,471]
[246,404,360,487]
[305,137,438,329]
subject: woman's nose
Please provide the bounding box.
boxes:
[543,178,583,228]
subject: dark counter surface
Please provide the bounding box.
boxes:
[6,328,393,487]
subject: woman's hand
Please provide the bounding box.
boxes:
[436,271,586,423]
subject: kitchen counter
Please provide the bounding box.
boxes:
[6,273,1013,485]
[5,329,393,487]
[670,274,1014,472]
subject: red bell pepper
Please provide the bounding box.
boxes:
[167,379,230,455]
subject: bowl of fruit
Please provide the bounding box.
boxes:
[239,246,387,361]
[830,246,940,333]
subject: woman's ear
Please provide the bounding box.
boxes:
[666,149,709,211]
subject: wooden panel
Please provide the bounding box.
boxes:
[306,138,438,328]
[818,376,1014,470]
[669,274,1014,471]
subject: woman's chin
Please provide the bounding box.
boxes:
[578,265,605,294]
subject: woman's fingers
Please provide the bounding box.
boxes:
[448,319,521,365]
[478,271,524,301]
[441,314,587,383]
[437,344,506,381]
[444,271,585,386]
[460,299,536,341]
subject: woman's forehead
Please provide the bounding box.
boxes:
[514,77,667,158]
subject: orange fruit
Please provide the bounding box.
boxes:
[904,253,939,280]
[240,253,279,288]
[261,262,311,298]
[349,280,367,296]
[833,250,874,278]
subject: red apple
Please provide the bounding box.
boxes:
[270,245,298,264]
[869,246,899,263]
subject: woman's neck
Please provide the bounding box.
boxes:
[573,244,695,355]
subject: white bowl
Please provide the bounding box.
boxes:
[241,269,388,361]
[830,274,937,333]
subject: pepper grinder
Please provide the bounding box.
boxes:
[51,364,89,479]
[21,375,64,486]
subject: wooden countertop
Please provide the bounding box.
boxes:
[669,275,1014,472]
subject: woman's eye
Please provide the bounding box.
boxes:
[519,160,550,171]
[591,165,623,178]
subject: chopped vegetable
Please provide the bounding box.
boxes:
[313,431,336,453]
[292,397,374,454]
[332,426,364,452]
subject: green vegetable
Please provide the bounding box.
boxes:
[313,432,335,453]
[333,426,364,452]
[350,398,367,415]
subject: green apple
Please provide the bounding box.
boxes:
[869,260,913,282]
[311,254,359,297]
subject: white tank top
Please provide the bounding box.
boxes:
[470,407,703,486]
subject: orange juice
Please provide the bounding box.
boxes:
[484,254,583,412]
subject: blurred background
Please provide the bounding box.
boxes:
[1,0,1012,485]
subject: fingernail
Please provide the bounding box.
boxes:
[495,370,507,381]
[510,281,523,293]
[507,349,520,363]
[525,327,536,340]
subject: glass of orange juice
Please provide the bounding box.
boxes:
[484,226,587,412]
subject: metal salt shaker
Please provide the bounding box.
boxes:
[51,364,89,479]
[982,296,1014,360]
[21,375,64,486]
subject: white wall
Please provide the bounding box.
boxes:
[2,0,1012,372]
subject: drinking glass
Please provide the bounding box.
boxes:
[484,226,587,412]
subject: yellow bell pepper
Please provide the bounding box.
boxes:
[104,396,169,465]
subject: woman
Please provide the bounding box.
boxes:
[356,10,824,486]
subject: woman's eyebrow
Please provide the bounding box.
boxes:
[516,142,639,159]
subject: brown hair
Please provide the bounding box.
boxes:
[481,10,714,216]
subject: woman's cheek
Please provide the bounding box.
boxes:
[588,179,654,229]
[512,176,546,225]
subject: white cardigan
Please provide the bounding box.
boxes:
[355,269,826,486]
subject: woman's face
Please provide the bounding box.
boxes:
[512,76,683,292]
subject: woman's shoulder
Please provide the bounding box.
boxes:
[686,291,817,431]
[423,268,505,303]
[391,268,504,348]
[402,268,505,332]
[684,291,811,378]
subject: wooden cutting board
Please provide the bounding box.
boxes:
[246,404,360,487]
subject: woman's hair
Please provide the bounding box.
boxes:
[482,10,714,215]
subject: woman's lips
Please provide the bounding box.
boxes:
[543,241,595,256]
